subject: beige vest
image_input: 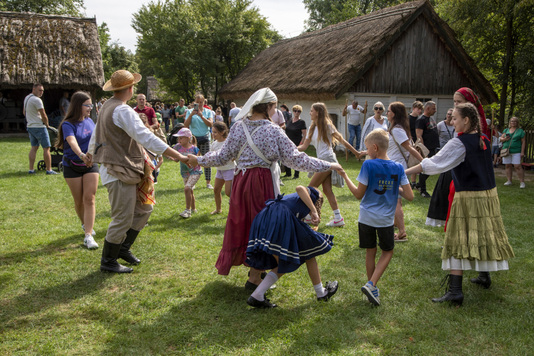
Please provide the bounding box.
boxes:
[93,97,144,177]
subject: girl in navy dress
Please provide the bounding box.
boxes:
[245,185,338,308]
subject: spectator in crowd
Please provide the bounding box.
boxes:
[343,100,364,151]
[228,102,241,127]
[134,94,158,130]
[415,101,439,198]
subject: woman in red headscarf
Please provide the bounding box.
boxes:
[454,87,490,138]
[427,88,491,227]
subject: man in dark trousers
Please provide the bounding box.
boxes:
[415,101,439,198]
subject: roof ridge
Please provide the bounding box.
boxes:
[274,2,421,45]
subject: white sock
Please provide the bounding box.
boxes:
[251,271,278,301]
[314,283,327,298]
[333,209,342,220]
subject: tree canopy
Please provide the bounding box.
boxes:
[132,0,280,103]
[0,0,84,16]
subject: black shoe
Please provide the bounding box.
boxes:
[100,240,133,273]
[118,229,141,265]
[470,272,491,289]
[432,274,463,306]
[247,295,277,308]
[283,174,291,178]
[317,281,339,301]
[420,191,432,198]
[245,280,276,291]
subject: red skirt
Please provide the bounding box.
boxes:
[215,168,274,275]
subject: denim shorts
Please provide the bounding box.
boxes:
[28,127,51,148]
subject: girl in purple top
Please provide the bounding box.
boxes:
[55,91,99,250]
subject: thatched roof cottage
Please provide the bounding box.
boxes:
[0,11,104,132]
[219,0,497,141]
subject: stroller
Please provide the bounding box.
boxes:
[37,126,64,172]
[167,123,184,146]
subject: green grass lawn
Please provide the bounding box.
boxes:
[1,137,533,355]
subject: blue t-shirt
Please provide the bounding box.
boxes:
[62,118,95,166]
[357,159,409,227]
[186,108,213,137]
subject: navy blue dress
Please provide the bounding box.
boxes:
[245,187,334,273]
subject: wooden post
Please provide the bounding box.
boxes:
[344,99,349,161]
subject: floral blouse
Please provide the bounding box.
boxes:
[197,118,331,173]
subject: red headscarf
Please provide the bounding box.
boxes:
[455,87,490,138]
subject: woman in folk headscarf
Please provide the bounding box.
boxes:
[426,87,491,227]
[188,88,342,290]
[454,87,490,138]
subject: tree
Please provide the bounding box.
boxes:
[303,0,405,30]
[435,0,534,126]
[0,0,84,16]
[97,22,139,98]
[132,0,280,103]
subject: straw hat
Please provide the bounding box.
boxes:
[102,70,142,91]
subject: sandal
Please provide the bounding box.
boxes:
[394,232,408,242]
[210,210,222,215]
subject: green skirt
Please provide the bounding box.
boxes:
[442,188,514,262]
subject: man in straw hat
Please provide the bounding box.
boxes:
[87,70,189,273]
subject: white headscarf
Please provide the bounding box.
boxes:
[234,88,277,122]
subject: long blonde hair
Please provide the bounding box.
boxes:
[307,102,338,146]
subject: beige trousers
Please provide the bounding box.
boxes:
[104,180,153,244]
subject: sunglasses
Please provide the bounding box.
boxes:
[83,104,94,109]
[293,109,301,113]
[374,107,384,111]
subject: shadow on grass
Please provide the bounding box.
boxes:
[0,271,112,329]
[104,280,311,354]
[0,234,85,267]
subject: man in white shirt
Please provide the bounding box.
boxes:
[88,70,188,273]
[343,100,364,150]
[23,83,57,175]
[228,102,241,127]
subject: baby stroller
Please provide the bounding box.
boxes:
[37,126,64,172]
[168,123,184,146]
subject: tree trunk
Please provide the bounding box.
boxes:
[498,8,514,126]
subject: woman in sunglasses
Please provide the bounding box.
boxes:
[360,102,389,151]
[55,91,100,249]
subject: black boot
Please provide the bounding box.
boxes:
[100,240,133,273]
[470,272,491,289]
[118,229,141,265]
[432,274,464,306]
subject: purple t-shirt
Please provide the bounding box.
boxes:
[62,118,95,166]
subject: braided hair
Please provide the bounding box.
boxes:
[455,103,484,149]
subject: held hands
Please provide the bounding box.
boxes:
[310,211,320,225]
[187,154,199,168]
[330,163,344,173]
[82,153,92,167]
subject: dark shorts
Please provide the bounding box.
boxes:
[63,163,99,179]
[358,222,394,251]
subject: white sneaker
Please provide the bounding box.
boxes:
[520,182,526,189]
[82,224,96,236]
[191,209,198,214]
[180,209,191,218]
[303,215,313,224]
[326,217,345,227]
[504,181,512,186]
[84,235,99,249]
[206,184,214,190]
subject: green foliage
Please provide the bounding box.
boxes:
[303,0,406,30]
[434,0,534,126]
[0,0,84,16]
[97,22,139,99]
[132,0,280,103]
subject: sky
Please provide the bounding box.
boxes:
[82,0,309,53]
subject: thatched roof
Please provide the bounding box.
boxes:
[219,0,498,104]
[0,11,104,90]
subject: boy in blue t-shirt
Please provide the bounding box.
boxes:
[339,129,413,306]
